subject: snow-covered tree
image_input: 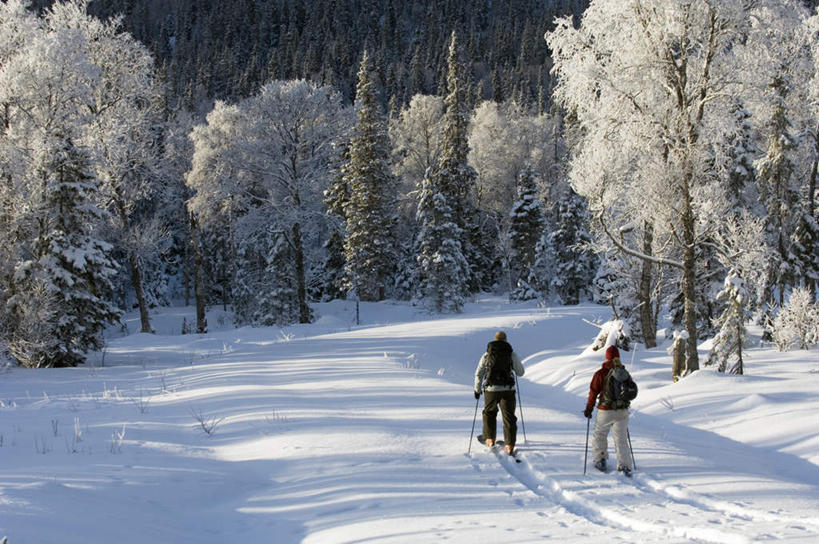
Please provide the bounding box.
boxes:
[342,50,398,301]
[754,73,800,307]
[739,1,814,306]
[508,169,545,299]
[434,32,479,290]
[547,0,790,373]
[707,272,751,374]
[66,1,165,334]
[772,287,819,350]
[318,230,346,302]
[389,94,444,198]
[255,230,301,326]
[187,79,348,324]
[415,171,469,313]
[547,190,596,305]
[527,229,556,304]
[719,99,758,208]
[468,101,560,215]
[0,0,125,366]
[8,137,120,367]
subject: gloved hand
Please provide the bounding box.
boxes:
[583,408,593,419]
[474,391,481,400]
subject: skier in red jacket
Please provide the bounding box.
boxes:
[584,345,636,476]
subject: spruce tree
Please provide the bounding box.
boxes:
[528,229,556,304]
[548,190,596,305]
[725,99,757,206]
[790,205,819,295]
[320,230,347,302]
[435,31,479,290]
[256,230,301,326]
[11,136,120,367]
[508,169,545,300]
[755,75,799,307]
[707,271,750,375]
[342,50,398,301]
[231,235,264,326]
[415,172,469,313]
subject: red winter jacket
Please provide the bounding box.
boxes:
[586,358,616,412]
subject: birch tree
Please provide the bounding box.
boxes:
[187,80,348,324]
[547,0,789,374]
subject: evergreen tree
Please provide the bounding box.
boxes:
[342,50,398,301]
[230,235,264,327]
[10,136,120,367]
[528,228,556,304]
[415,172,469,313]
[435,31,480,290]
[724,99,757,206]
[790,204,819,294]
[755,75,800,307]
[707,271,750,375]
[324,141,351,221]
[256,230,301,326]
[548,190,595,305]
[320,230,347,301]
[508,169,545,300]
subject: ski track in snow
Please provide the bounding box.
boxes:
[471,444,818,544]
[472,448,743,544]
[636,473,819,529]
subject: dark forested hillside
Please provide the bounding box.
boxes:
[33,0,589,111]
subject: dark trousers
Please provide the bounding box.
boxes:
[482,389,517,446]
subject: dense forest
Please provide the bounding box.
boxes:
[2,0,819,372]
[30,0,589,111]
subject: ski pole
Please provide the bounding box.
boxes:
[627,428,636,470]
[515,373,527,444]
[467,394,480,454]
[583,417,590,475]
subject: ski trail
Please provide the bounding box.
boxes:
[636,474,819,528]
[489,451,752,544]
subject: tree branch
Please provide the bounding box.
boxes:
[597,206,683,269]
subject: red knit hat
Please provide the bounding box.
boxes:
[605,346,620,360]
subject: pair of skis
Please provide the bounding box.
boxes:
[476,434,522,463]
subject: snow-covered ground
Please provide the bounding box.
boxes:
[1,297,818,543]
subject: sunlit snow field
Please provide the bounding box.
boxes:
[1,297,818,543]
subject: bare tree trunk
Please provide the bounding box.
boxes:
[128,253,152,333]
[292,222,311,324]
[639,223,656,348]
[681,181,700,374]
[734,319,744,376]
[116,201,152,334]
[671,333,686,382]
[183,204,191,307]
[190,212,207,334]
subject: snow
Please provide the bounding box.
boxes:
[1,297,819,543]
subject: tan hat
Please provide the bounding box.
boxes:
[494,331,507,341]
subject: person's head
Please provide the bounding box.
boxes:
[605,345,620,362]
[494,331,507,342]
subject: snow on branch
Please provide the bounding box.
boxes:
[596,206,683,269]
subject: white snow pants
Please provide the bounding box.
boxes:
[592,408,632,470]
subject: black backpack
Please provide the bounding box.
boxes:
[602,364,638,409]
[485,341,515,387]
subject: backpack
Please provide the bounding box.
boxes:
[602,364,638,409]
[484,340,515,387]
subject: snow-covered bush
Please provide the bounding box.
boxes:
[772,288,819,351]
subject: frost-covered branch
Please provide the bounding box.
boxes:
[597,206,683,269]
